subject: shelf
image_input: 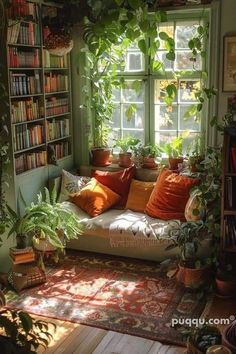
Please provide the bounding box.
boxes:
[224,210,236,215]
[8,43,41,48]
[12,118,45,126]
[9,67,42,70]
[225,172,236,177]
[10,94,43,99]
[46,112,70,119]
[45,91,69,96]
[16,165,46,177]
[44,67,69,71]
[48,136,71,144]
[14,143,46,155]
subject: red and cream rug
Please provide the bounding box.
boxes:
[6,252,209,346]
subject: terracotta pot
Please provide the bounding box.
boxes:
[215,276,236,297]
[169,157,183,170]
[119,152,132,167]
[222,322,236,354]
[142,157,158,169]
[177,262,210,288]
[90,148,111,167]
[189,157,204,173]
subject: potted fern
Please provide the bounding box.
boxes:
[141,144,162,169]
[113,137,140,167]
[163,136,184,170]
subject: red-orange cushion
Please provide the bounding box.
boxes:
[145,169,199,221]
[69,178,121,217]
[92,166,136,208]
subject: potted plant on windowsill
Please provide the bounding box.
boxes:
[113,137,140,168]
[163,136,184,170]
[141,143,162,169]
[187,135,205,173]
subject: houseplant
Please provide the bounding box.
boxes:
[166,220,211,288]
[187,135,205,173]
[163,136,184,170]
[113,137,140,167]
[183,325,222,354]
[141,143,162,169]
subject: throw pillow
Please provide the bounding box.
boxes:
[69,178,121,217]
[126,179,155,213]
[92,165,136,208]
[59,169,91,202]
[145,168,199,221]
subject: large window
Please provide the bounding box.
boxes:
[108,12,208,150]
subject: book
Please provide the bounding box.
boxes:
[10,254,36,265]
[10,246,33,255]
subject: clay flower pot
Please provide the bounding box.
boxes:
[90,148,111,167]
[142,157,158,169]
[169,157,183,170]
[176,262,210,288]
[119,152,132,167]
[215,276,236,297]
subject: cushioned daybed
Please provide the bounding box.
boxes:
[51,166,212,262]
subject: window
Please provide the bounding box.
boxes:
[108,10,209,151]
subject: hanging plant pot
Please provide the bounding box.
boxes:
[90,148,111,167]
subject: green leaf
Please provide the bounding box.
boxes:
[159,31,169,41]
[19,311,33,333]
[188,39,194,50]
[131,80,141,92]
[128,0,141,9]
[138,39,147,54]
[183,104,198,119]
[166,51,175,61]
[125,103,137,121]
[197,25,204,35]
[114,0,124,5]
[152,60,163,71]
[197,103,203,112]
[140,20,149,32]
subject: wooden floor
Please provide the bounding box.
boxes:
[36,296,236,354]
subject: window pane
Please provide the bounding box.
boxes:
[176,22,199,49]
[155,105,178,130]
[180,105,200,131]
[123,129,144,143]
[112,87,121,102]
[123,81,144,102]
[154,80,177,104]
[125,52,143,72]
[156,51,173,70]
[175,51,201,70]
[112,105,121,127]
[179,80,200,102]
[155,131,177,147]
[123,104,144,129]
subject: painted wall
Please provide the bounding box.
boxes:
[217,0,236,143]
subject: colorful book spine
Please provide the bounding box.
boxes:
[15,150,47,174]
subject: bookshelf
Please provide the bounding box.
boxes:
[6,0,73,176]
[221,128,236,252]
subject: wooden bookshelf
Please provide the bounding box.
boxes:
[6,0,73,176]
[221,128,236,252]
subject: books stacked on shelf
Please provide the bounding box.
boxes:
[9,246,35,264]
[47,118,70,141]
[11,98,44,123]
[225,176,233,209]
[10,70,41,96]
[224,215,236,249]
[43,50,68,68]
[7,21,41,46]
[6,1,39,21]
[8,47,40,68]
[231,147,236,172]
[15,150,47,174]
[46,97,69,116]
[44,73,69,93]
[13,124,44,151]
[49,141,70,159]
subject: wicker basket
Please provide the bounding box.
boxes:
[48,40,73,56]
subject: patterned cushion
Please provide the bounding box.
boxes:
[59,170,91,202]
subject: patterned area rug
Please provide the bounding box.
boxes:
[6,251,209,346]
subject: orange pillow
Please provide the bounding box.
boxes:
[126,179,155,213]
[92,166,136,208]
[69,178,121,217]
[145,169,199,221]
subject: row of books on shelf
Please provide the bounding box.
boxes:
[224,215,236,248]
[231,147,236,172]
[46,97,70,116]
[10,71,41,96]
[44,74,69,93]
[47,119,70,141]
[10,247,35,264]
[13,124,44,151]
[43,50,68,68]
[15,150,47,174]
[8,47,40,68]
[8,20,40,46]
[11,98,44,123]
[6,1,39,21]
[51,141,70,159]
